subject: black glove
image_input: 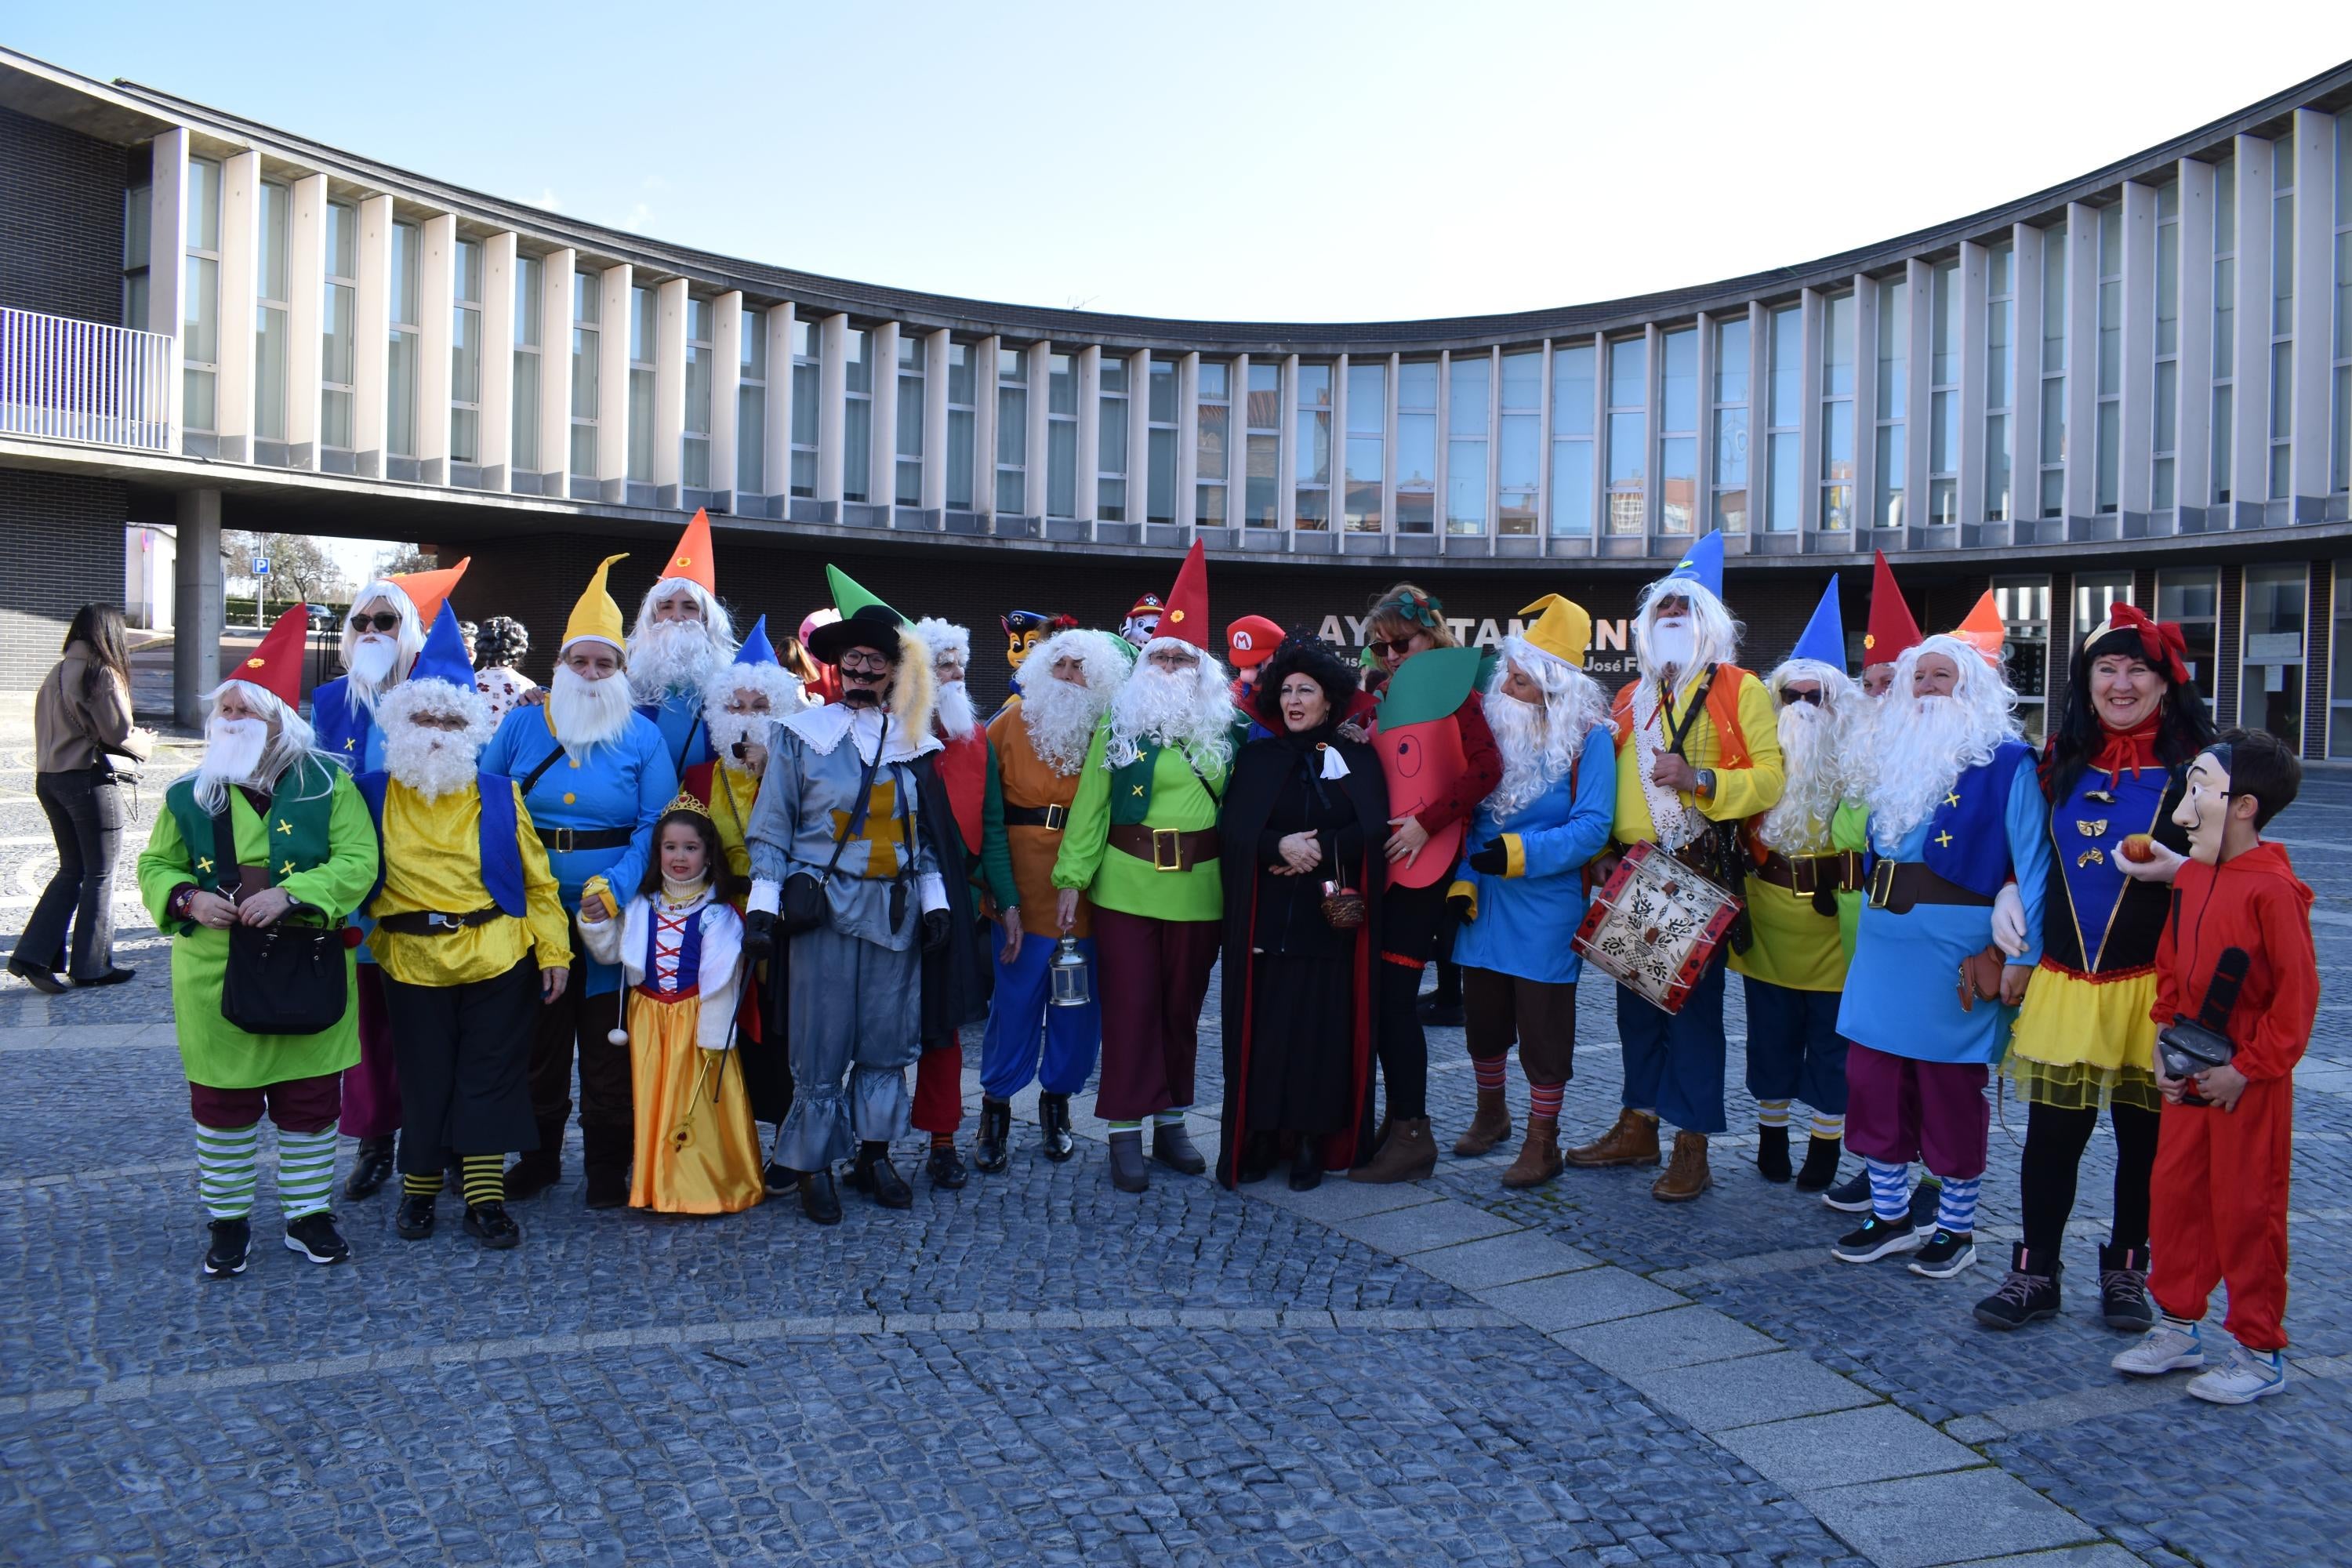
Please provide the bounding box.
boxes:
[742,909,776,961]
[1445,886,1475,920]
[921,908,952,953]
[1465,843,1508,877]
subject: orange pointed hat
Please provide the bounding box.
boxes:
[230,605,312,709]
[389,556,471,627]
[1953,590,2006,665]
[1156,540,1210,651]
[661,508,717,593]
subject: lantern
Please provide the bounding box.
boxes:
[1048,936,1091,1007]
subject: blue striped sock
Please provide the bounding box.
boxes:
[1936,1175,1980,1235]
[1866,1159,1910,1221]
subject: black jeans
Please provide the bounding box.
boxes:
[22,768,124,980]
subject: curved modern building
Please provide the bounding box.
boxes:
[2,46,2349,750]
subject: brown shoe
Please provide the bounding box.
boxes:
[1651,1131,1713,1202]
[1452,1088,1514,1156]
[1500,1116,1564,1189]
[1350,1116,1436,1184]
[1564,1107,1661,1168]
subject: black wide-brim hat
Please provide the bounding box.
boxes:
[808,602,906,666]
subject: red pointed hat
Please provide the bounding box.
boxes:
[662,508,717,593]
[1156,541,1210,651]
[230,606,310,709]
[1864,550,1922,667]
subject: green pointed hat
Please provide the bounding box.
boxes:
[825,563,901,621]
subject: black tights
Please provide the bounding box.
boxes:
[1374,961,1429,1121]
[2018,1098,2161,1257]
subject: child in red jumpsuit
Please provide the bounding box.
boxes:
[2111,728,2316,1404]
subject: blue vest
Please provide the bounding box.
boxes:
[354,771,528,917]
[311,677,377,771]
[640,902,706,993]
[1918,741,2034,898]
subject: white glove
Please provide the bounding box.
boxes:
[1991,883,2027,959]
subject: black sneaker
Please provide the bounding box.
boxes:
[1907,1178,1943,1232]
[1973,1244,2063,1329]
[1755,1125,1792,1183]
[394,1192,437,1240]
[202,1217,250,1278]
[1907,1229,1977,1279]
[463,1202,522,1250]
[282,1211,351,1265]
[1832,1214,1919,1263]
[926,1142,969,1190]
[1821,1170,1871,1213]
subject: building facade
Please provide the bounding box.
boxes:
[0,48,2349,747]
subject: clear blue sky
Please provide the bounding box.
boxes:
[14,0,2349,325]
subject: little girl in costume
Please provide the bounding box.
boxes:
[579,800,763,1214]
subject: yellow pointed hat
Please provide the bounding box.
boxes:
[563,554,630,652]
[1517,594,1593,669]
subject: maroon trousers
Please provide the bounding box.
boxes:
[336,963,401,1140]
[1092,906,1219,1123]
[1844,1041,1990,1180]
[191,1072,341,1133]
[913,1041,964,1135]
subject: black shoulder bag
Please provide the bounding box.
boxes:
[213,803,350,1037]
[782,716,888,936]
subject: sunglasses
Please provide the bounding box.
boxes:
[1780,688,1824,707]
[349,612,401,633]
[1368,637,1420,660]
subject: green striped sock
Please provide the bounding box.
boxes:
[275,1128,339,1221]
[195,1122,260,1220]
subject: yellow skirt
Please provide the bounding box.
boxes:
[2005,964,2161,1113]
[627,992,764,1214]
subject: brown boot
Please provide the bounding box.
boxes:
[1350,1117,1437,1184]
[1564,1107,1661,1168]
[1651,1131,1713,1202]
[1452,1089,1514,1156]
[1500,1116,1563,1189]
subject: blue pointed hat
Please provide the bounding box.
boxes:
[1664,531,1725,601]
[411,603,476,691]
[733,614,779,668]
[1791,575,1845,668]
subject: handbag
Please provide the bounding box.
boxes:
[1956,946,2006,1011]
[782,717,888,937]
[2156,942,2250,1106]
[211,808,348,1036]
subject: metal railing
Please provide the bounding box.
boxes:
[0,306,174,452]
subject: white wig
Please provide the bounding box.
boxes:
[1485,637,1612,819]
[630,577,739,656]
[702,657,808,717]
[1632,575,1742,677]
[1025,627,1127,701]
[188,679,331,813]
[376,673,493,735]
[1855,633,2022,852]
[339,579,424,676]
[1759,657,1860,853]
[913,618,972,670]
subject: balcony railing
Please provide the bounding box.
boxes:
[0,306,173,452]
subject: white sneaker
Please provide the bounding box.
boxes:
[2111,1320,2205,1377]
[2186,1345,2288,1405]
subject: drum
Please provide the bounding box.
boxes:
[1573,840,1742,1015]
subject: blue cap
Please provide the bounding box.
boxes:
[1791,574,1845,669]
[411,603,476,690]
[1664,532,1725,601]
[734,614,779,667]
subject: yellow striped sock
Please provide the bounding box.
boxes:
[461,1155,503,1207]
[402,1171,445,1198]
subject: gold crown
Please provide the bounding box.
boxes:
[662,790,713,820]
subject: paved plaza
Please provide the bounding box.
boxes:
[2,713,2348,1567]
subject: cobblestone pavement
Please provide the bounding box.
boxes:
[2,712,2346,1566]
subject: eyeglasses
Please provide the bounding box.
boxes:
[1780,688,1824,707]
[1368,638,1419,660]
[349,612,401,633]
[838,652,893,673]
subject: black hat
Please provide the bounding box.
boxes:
[808,603,905,666]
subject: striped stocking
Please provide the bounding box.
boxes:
[1809,1110,1846,1142]
[461,1154,504,1207]
[1866,1158,1910,1222]
[196,1122,260,1220]
[275,1128,339,1221]
[1935,1174,1981,1235]
[1755,1099,1791,1129]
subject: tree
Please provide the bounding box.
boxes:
[225,531,345,608]
[373,543,438,578]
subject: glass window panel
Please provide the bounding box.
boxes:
[1449,355,1490,437]
[324,201,354,281]
[944,341,972,405]
[736,384,764,494]
[256,183,289,303]
[1820,294,1855,398]
[255,307,286,442]
[1987,298,2012,410]
[1932,262,1960,385]
[1148,358,1176,423]
[741,309,765,378]
[1195,400,1227,483]
[387,330,416,456]
[1398,358,1438,411]
[1661,434,1696,533]
[187,158,220,252]
[2156,220,2180,359]
[1767,430,1800,531]
[1498,414,1538,535]
[1552,344,1595,434]
[1607,337,1646,409]
[1296,361,1330,408]
[1500,349,1541,411]
[898,372,924,460]
[1715,406,1748,487]
[1347,361,1386,435]
[1099,394,1127,474]
[1147,426,1175,523]
[2042,233,2067,372]
[1715,318,1750,406]
[1446,441,1487,533]
[629,287,654,363]
[1877,423,1907,526]
[1345,434,1383,532]
[1661,328,1698,432]
[1769,307,1802,425]
[628,367,655,480]
[843,396,871,504]
[512,356,540,471]
[1197,360,1228,401]
[1244,432,1279,526]
[946,405,974,510]
[1876,281,1907,419]
[1931,388,1958,474]
[1295,408,1329,486]
[1045,416,1074,516]
[1246,362,1280,428]
[1550,440,1593,536]
[1984,413,2009,522]
[1607,412,1645,485]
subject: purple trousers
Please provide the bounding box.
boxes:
[336,963,401,1140]
[1092,906,1218,1123]
[1844,1041,1989,1181]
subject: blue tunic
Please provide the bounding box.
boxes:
[478,705,677,995]
[1837,759,2051,1065]
[308,676,384,773]
[638,689,714,775]
[1450,727,1617,985]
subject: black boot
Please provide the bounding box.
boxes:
[1756,1124,1792,1183]
[1107,1128,1149,1192]
[463,1201,522,1250]
[972,1097,1012,1174]
[343,1136,397,1200]
[926,1140,969,1190]
[1037,1093,1076,1162]
[847,1142,913,1209]
[2097,1241,2155,1331]
[581,1126,630,1210]
[1152,1119,1207,1175]
[1288,1144,1324,1192]
[797,1170,842,1225]
[394,1192,437,1240]
[1795,1134,1842,1192]
[1973,1243,2063,1330]
[505,1119,566,1201]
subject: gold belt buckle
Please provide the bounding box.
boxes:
[1867,859,1896,909]
[1044,803,1068,831]
[1152,827,1184,872]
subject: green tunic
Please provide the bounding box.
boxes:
[1051,723,1227,923]
[136,765,380,1090]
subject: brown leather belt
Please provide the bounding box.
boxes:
[1108,823,1221,872]
[1866,860,1994,914]
[1002,803,1070,830]
[1755,848,1866,897]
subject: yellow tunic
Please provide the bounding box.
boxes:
[368,780,572,988]
[1612,671,1784,846]
[701,760,759,881]
[1730,801,1869,993]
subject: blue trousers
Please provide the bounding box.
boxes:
[1740,975,1850,1116]
[1615,948,1728,1134]
[978,931,1102,1100]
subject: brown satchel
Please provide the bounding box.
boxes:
[1957,946,2007,1011]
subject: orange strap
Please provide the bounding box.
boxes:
[1610,666,1754,773]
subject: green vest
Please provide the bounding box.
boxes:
[165,756,343,917]
[1107,723,1244,826]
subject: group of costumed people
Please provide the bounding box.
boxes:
[145,515,2317,1406]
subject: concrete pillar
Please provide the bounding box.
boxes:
[2288,108,2334,506]
[351,194,394,477]
[1175,351,1199,529]
[2009,227,2044,524]
[712,290,743,511]
[416,214,456,481]
[1127,349,1152,525]
[479,231,517,489]
[1903,260,1933,520]
[1432,350,1448,536]
[2118,182,2158,515]
[173,488,223,728]
[597,264,632,498]
[538,248,575,494]
[1798,292,1824,534]
[2230,133,2274,510]
[764,303,796,510]
[975,332,1002,517]
[147,129,189,445]
[1229,352,1250,528]
[1957,241,1990,530]
[214,151,260,461]
[1075,343,1101,526]
[1694,317,1719,535]
[2174,160,2216,513]
[1024,340,1051,516]
[817,313,847,505]
[870,320,900,510]
[2063,202,2100,521]
[654,276,688,499]
[1386,350,1405,539]
[1535,339,1554,546]
[922,328,951,512]
[285,174,327,468]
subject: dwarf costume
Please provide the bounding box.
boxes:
[480,555,677,1207]
[909,604,993,1179]
[633,509,729,774]
[137,608,380,1272]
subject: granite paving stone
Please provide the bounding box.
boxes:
[1555,1305,1781,1376]
[1715,1403,1984,1491]
[1632,1352,1882,1434]
[1801,1469,2098,1568]
[1480,1267,1686,1332]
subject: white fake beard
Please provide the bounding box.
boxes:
[704,705,769,757]
[629,619,727,704]
[1019,672,1112,775]
[935,679,978,739]
[1485,691,1568,821]
[1860,695,2001,852]
[1759,699,1846,853]
[1647,619,1696,675]
[196,717,269,799]
[549,663,635,755]
[1106,659,1235,769]
[347,636,399,703]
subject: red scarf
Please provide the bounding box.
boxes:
[2089,713,2161,787]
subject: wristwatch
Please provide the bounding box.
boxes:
[1695,768,1718,803]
